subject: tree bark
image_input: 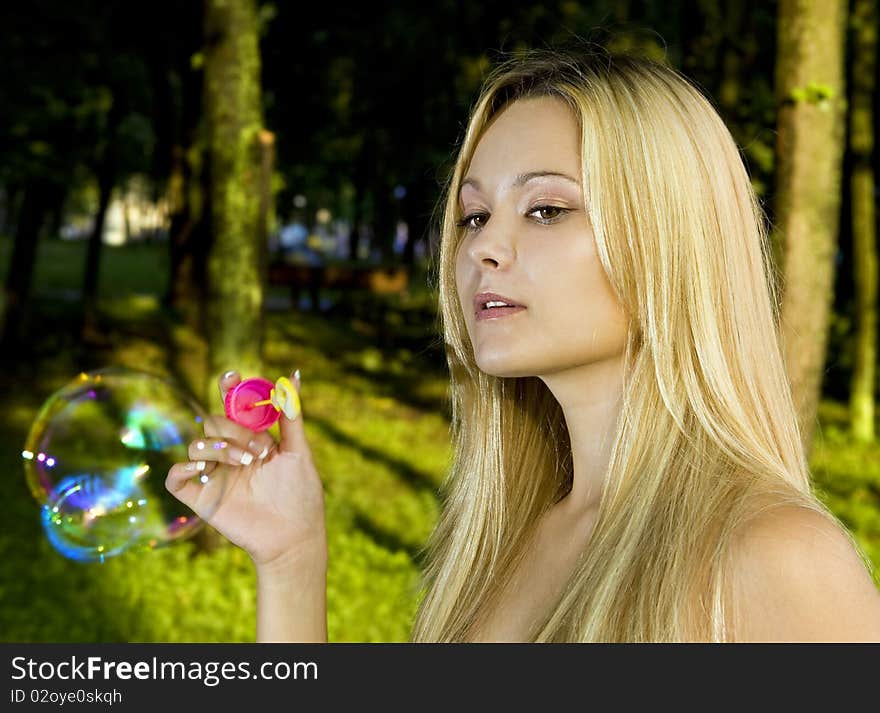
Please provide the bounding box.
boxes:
[0,182,23,236]
[81,159,116,328]
[348,155,366,261]
[400,174,431,268]
[717,0,747,121]
[256,129,275,298]
[166,78,209,328]
[773,0,849,457]
[44,182,67,242]
[0,177,52,355]
[162,0,209,330]
[848,0,878,443]
[203,0,267,407]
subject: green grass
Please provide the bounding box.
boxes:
[1,236,879,640]
[0,236,170,302]
[811,401,880,585]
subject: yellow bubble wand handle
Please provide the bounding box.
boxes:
[246,377,301,420]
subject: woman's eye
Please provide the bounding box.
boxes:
[456,213,488,231]
[530,205,567,221]
[455,205,570,233]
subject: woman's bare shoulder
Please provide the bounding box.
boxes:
[727,504,880,642]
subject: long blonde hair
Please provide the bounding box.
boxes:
[409,45,851,642]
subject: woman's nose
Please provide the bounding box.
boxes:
[466,220,515,268]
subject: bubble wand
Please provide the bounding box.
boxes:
[224,376,300,431]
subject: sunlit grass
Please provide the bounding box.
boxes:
[811,399,880,586]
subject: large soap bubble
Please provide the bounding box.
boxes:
[22,368,226,562]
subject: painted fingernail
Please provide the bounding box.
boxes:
[213,441,228,450]
[293,369,301,391]
[248,439,269,459]
[226,446,253,465]
[222,370,238,380]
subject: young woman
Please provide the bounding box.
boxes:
[166,46,880,642]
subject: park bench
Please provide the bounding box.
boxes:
[267,261,410,310]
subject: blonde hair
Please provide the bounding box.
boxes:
[409,45,850,642]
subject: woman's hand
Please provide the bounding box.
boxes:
[165,370,327,571]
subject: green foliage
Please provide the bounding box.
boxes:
[788,82,837,110]
[811,401,880,586]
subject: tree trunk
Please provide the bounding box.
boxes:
[163,0,209,330]
[0,182,23,236]
[848,0,878,443]
[400,174,431,268]
[256,129,275,280]
[717,0,747,121]
[81,163,115,328]
[773,0,848,457]
[166,85,209,328]
[44,182,67,241]
[373,183,397,264]
[0,177,52,355]
[203,0,267,408]
[348,156,366,261]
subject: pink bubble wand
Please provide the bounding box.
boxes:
[224,376,300,431]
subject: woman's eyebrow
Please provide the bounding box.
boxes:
[459,170,580,195]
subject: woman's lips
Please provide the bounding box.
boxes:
[475,305,526,321]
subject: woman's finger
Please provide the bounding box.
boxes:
[277,370,308,455]
[188,436,263,466]
[202,415,275,460]
[218,369,241,402]
[165,460,218,509]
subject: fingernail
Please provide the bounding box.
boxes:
[240,451,254,466]
[195,441,206,451]
[222,370,238,380]
[293,369,301,392]
[248,439,269,460]
[184,460,207,472]
[199,473,210,484]
[212,441,228,451]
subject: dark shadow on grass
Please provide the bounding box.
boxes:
[273,308,450,416]
[337,362,451,416]
[306,413,442,496]
[351,511,430,566]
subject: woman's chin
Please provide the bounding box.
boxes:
[476,357,536,379]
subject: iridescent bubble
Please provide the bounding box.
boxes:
[22,368,225,563]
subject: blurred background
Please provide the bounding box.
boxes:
[1,0,878,642]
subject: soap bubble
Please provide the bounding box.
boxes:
[22,368,225,563]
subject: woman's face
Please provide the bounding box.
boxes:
[454,95,629,379]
